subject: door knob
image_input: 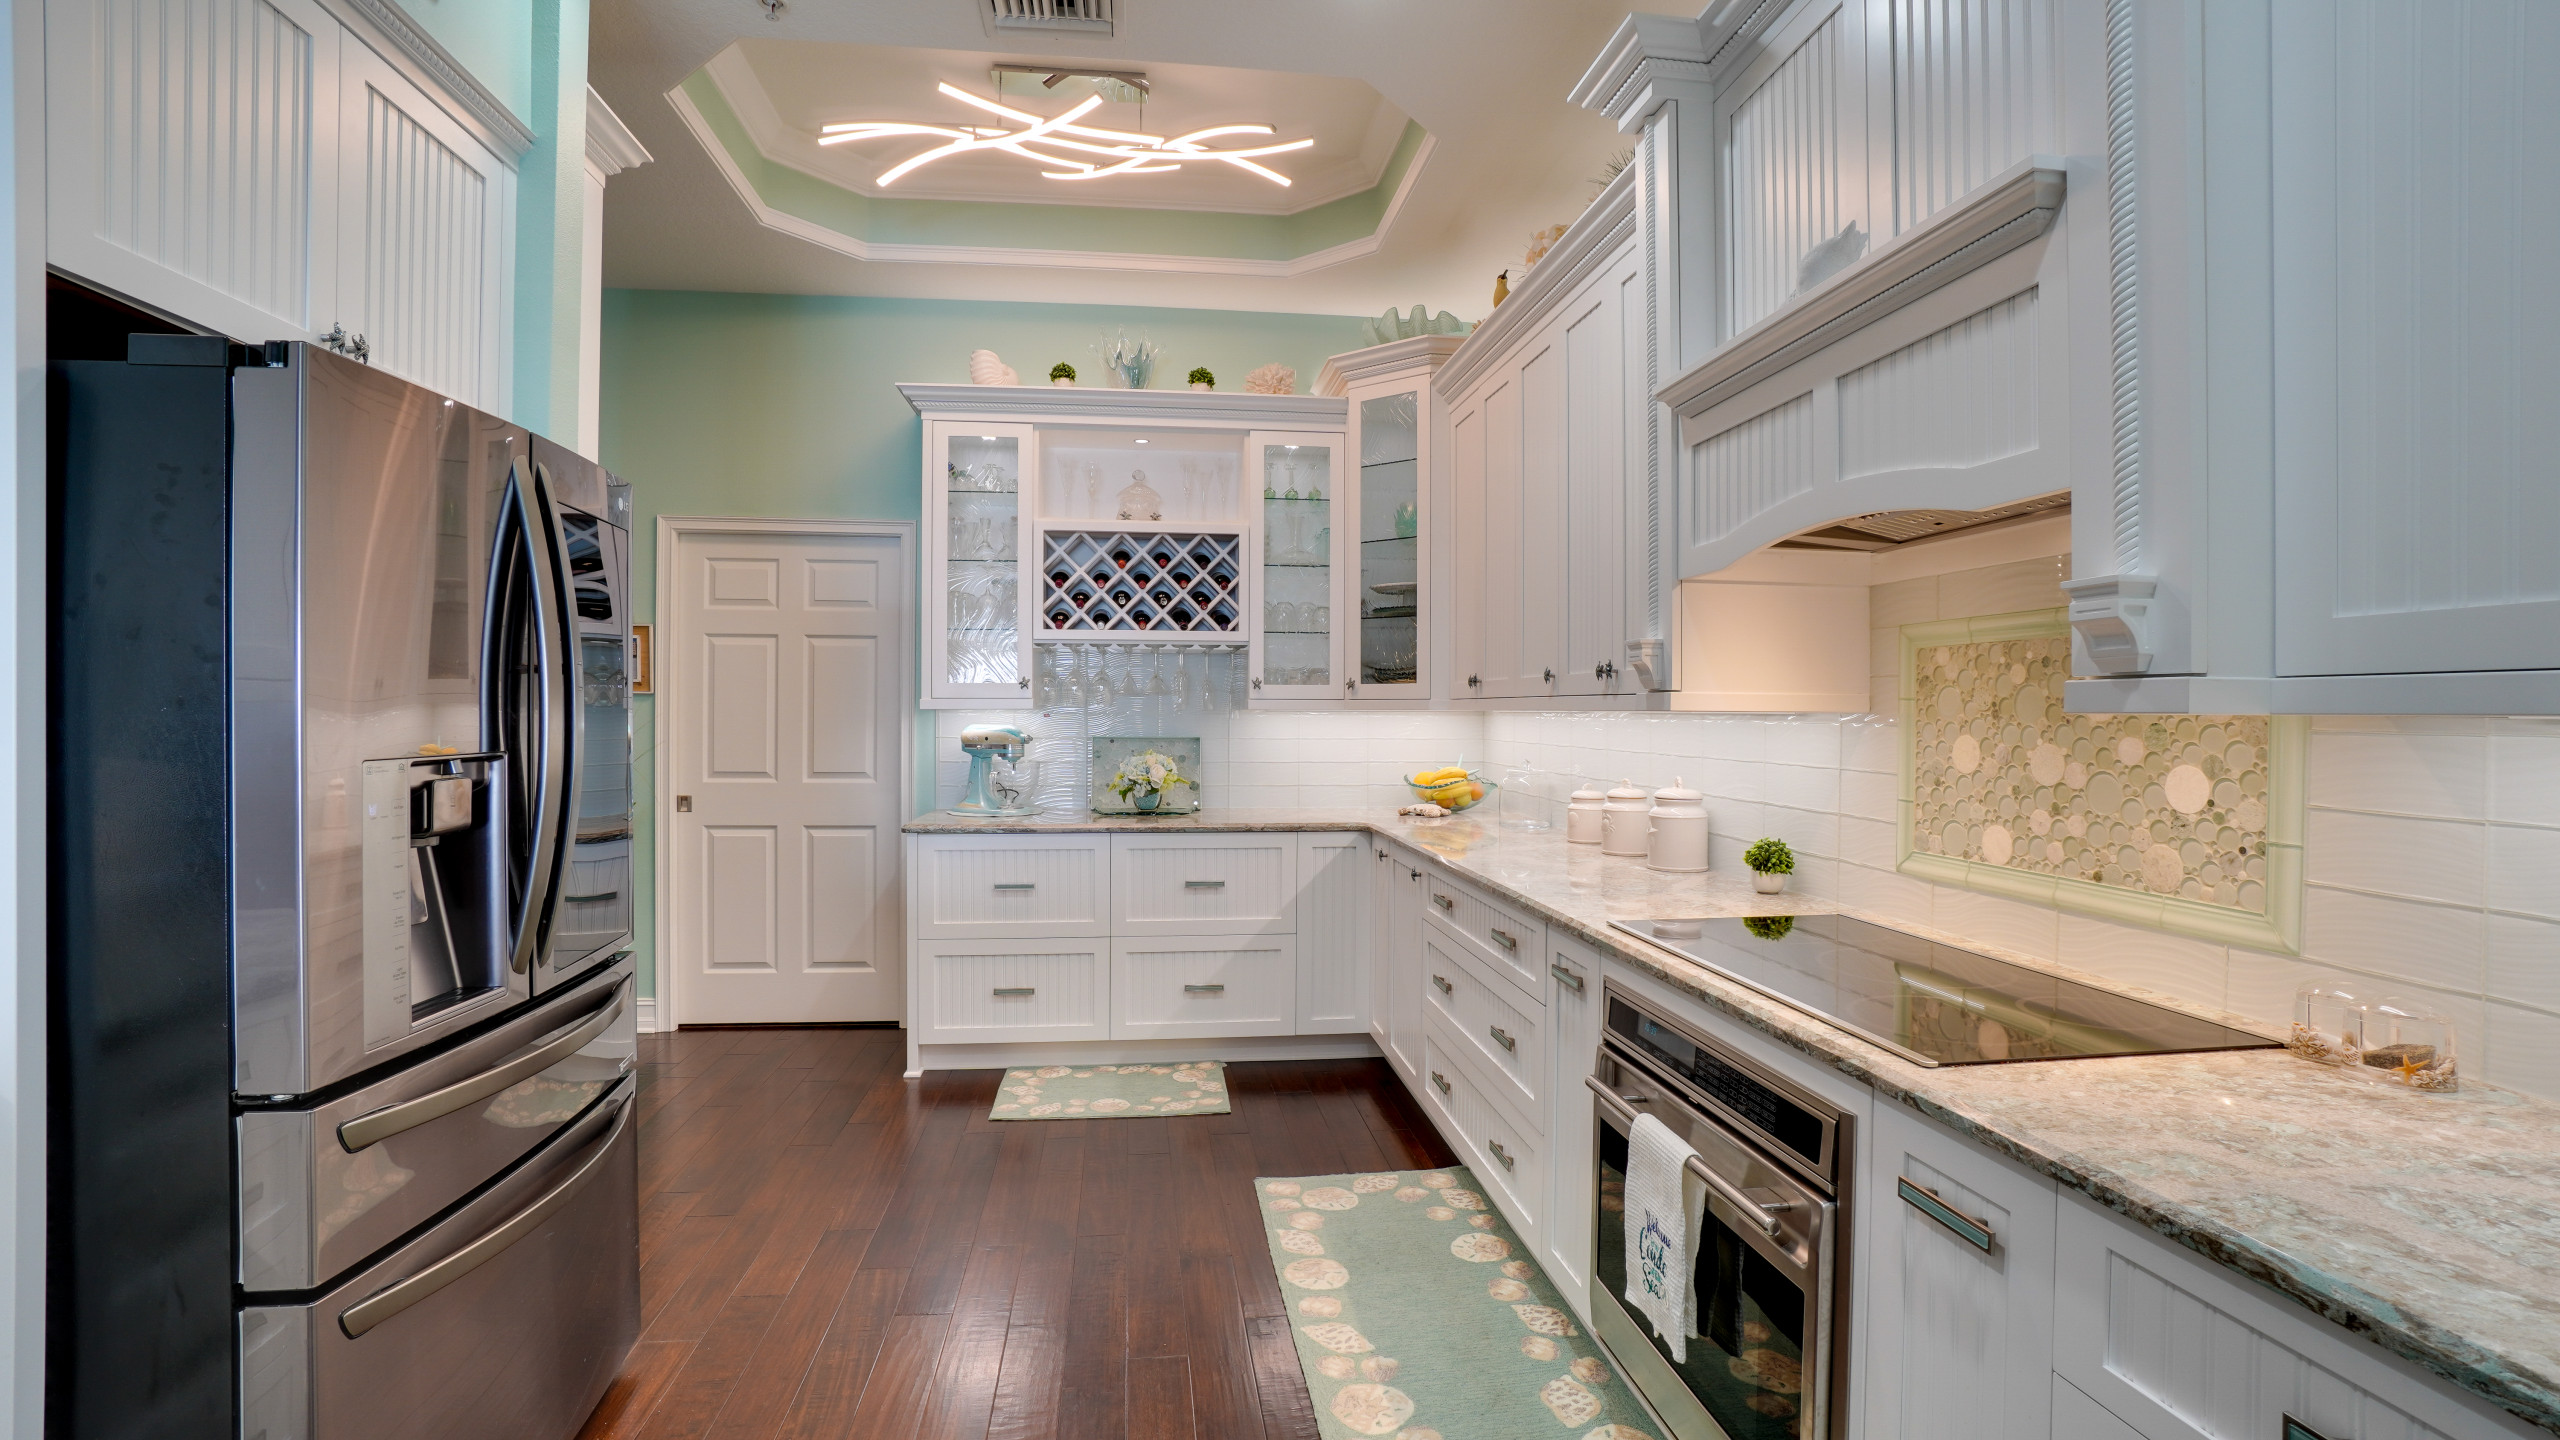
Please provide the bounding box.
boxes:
[675,795,693,812]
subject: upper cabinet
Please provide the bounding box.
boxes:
[1319,338,1460,708]
[2067,0,2560,713]
[47,0,520,411]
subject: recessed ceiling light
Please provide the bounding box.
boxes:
[1135,438,1148,444]
[816,82,1314,187]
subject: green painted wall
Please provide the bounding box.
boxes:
[597,289,1370,998]
[510,0,588,436]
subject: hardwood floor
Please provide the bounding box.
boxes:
[578,1029,1457,1440]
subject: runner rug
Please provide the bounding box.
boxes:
[986,1060,1231,1119]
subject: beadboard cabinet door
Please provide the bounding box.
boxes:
[1294,832,1369,1035]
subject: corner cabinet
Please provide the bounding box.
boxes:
[46,0,521,411]
[898,385,1350,709]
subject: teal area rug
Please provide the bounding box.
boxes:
[987,1060,1231,1119]
[1254,1166,1662,1439]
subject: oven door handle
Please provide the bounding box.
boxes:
[1586,1074,1784,1239]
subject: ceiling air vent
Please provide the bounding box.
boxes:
[1775,491,2071,552]
[988,0,1114,36]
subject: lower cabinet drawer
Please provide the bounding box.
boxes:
[1422,915,1547,1118]
[1111,935,1297,1040]
[916,941,1107,1042]
[914,836,1109,938]
[1417,868,1547,1000]
[1418,1013,1545,1249]
[1111,834,1296,935]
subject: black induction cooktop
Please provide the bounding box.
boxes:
[1608,913,2278,1067]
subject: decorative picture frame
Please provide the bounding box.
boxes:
[1897,607,2307,954]
[629,624,653,694]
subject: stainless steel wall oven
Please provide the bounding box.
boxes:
[1588,983,1853,1440]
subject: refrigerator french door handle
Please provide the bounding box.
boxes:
[503,462,574,977]
[336,1080,633,1339]
[335,976,631,1152]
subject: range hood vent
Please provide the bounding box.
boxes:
[1775,491,2069,552]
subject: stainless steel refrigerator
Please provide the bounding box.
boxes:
[49,337,641,1440]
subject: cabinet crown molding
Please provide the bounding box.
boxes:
[1569,12,1714,125]
[1313,335,1464,398]
[1432,170,1638,399]
[585,87,653,176]
[897,383,1346,427]
[321,0,536,157]
[1659,160,2066,417]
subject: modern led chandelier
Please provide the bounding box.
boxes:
[817,81,1315,187]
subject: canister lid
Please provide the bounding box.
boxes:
[1651,777,1705,809]
[1569,783,1608,804]
[1605,780,1650,802]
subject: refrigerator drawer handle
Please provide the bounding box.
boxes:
[338,1084,632,1339]
[561,890,620,904]
[338,977,630,1153]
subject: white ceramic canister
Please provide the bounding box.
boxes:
[1646,779,1711,873]
[1601,782,1652,856]
[1566,783,1608,845]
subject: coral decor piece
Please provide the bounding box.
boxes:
[968,349,1019,385]
[1521,223,1568,270]
[1359,305,1472,347]
[1243,363,1296,395]
[1094,329,1160,389]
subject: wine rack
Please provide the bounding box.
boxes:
[1038,530,1243,636]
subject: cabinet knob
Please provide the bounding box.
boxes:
[1543,668,1555,684]
[1252,676,1264,689]
[1489,1025,1516,1051]
[1467,674,1481,686]
[1018,677,1030,689]
[1595,661,1617,680]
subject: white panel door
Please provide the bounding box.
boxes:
[1295,832,1367,1033]
[335,39,511,409]
[1514,337,1567,699]
[48,0,342,345]
[670,528,909,1024]
[1561,259,1632,698]
[1477,377,1529,697]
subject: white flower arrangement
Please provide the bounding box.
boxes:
[1108,750,1191,804]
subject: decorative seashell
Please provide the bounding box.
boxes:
[1298,1295,1343,1318]
[1287,1212,1325,1231]
[1742,1320,1772,1342]
[1276,1229,1326,1256]
[1519,1335,1559,1361]
[1091,1098,1130,1112]
[1467,1214,1497,1230]
[1318,1355,1358,1379]
[1510,1303,1575,1335]
[1028,1103,1062,1115]
[1730,1348,1803,1394]
[1264,1182,1302,1196]
[1301,1186,1360,1211]
[1073,1070,1094,1078]
[1418,1172,1456,1188]
[1393,1428,1443,1440]
[1569,1356,1611,1386]
[970,350,1010,385]
[1271,1198,1303,1211]
[1539,1376,1602,1426]
[1487,1278,1529,1301]
[1439,1188,1486,1210]
[1395,1187,1431,1203]
[1352,1174,1399,1193]
[1036,1065,1071,1079]
[1300,1322,1374,1354]
[1450,1233,1512,1262]
[1500,1260,1534,1280]
[1425,1207,1456,1221]
[1327,1383,1415,1437]
[1283,1257,1349,1290]
[1242,362,1296,395]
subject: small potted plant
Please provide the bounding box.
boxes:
[1744,837,1795,894]
[1108,749,1192,813]
[1049,362,1077,387]
[1188,366,1215,391]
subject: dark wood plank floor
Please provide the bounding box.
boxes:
[578,1029,1458,1440]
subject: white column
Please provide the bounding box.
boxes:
[579,87,652,460]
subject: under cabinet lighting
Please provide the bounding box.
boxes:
[816,81,1313,187]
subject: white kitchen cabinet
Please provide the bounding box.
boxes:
[1108,833,1295,937]
[2052,1191,2535,1440]
[1313,337,1457,706]
[911,833,1109,939]
[1379,847,1428,1082]
[914,938,1110,1044]
[1859,1099,2059,1440]
[923,422,1037,704]
[2064,0,2560,713]
[1109,935,1296,1040]
[1439,183,1649,706]
[1541,932,1604,1319]
[48,0,516,410]
[1295,832,1369,1034]
[1248,430,1349,702]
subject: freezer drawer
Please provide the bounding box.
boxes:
[238,955,635,1293]
[240,1074,639,1440]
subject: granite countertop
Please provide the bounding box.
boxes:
[908,808,2560,1431]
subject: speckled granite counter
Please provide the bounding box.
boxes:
[907,808,2560,1432]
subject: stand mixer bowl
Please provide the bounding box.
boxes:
[951,724,1040,816]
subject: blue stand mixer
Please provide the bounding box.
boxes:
[950,723,1041,816]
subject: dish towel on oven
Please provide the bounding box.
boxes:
[1623,1111,1706,1362]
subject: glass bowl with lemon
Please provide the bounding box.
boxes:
[1405,766,1495,812]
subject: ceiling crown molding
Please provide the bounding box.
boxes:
[898,383,1347,427]
[321,0,535,156]
[1568,13,1713,129]
[586,87,653,176]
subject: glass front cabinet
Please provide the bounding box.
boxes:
[1315,337,1457,707]
[904,388,1360,709]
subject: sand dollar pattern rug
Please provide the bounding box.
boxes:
[987,1061,1230,1120]
[1255,1167,1661,1439]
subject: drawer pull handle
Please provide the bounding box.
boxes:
[1431,1071,1451,1095]
[1183,983,1227,994]
[1431,893,1455,911]
[993,883,1035,892]
[1489,1025,1516,1052]
[992,986,1036,997]
[1431,974,1453,995]
[1550,963,1584,991]
[1489,927,1518,950]
[1184,879,1226,889]
[1489,1139,1515,1169]
[1897,1177,1996,1253]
